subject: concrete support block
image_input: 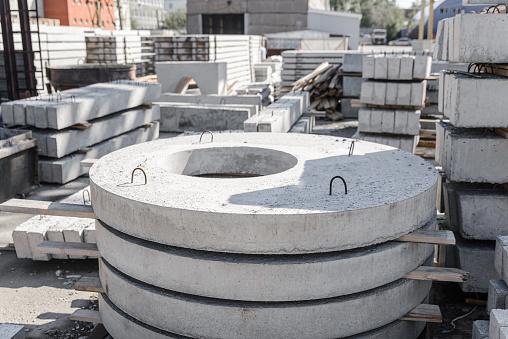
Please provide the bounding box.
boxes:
[488,280,508,314]
[495,236,508,278]
[397,83,412,106]
[353,131,419,153]
[358,108,371,132]
[157,93,262,109]
[443,182,508,240]
[399,57,414,80]
[340,98,360,118]
[442,72,508,127]
[360,81,374,104]
[413,56,432,79]
[362,55,375,79]
[156,61,228,95]
[0,323,25,339]
[372,82,387,106]
[387,57,401,80]
[473,320,490,339]
[454,235,499,293]
[491,309,508,339]
[342,52,368,73]
[385,82,398,106]
[434,20,445,62]
[381,110,395,133]
[342,76,364,97]
[374,57,388,80]
[437,121,508,183]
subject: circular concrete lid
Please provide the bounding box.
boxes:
[90,133,437,253]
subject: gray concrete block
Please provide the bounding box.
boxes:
[340,98,360,119]
[381,110,395,133]
[434,20,445,62]
[399,57,414,80]
[414,56,432,79]
[387,57,401,80]
[374,57,388,80]
[385,82,398,106]
[437,121,508,183]
[353,131,419,153]
[455,235,499,293]
[491,309,508,339]
[156,61,228,95]
[410,81,426,107]
[372,82,387,106]
[0,323,25,339]
[360,81,374,104]
[397,83,412,106]
[488,280,508,314]
[495,236,508,278]
[342,76,364,97]
[362,55,375,79]
[342,52,368,73]
[358,108,371,132]
[157,93,263,109]
[473,320,490,339]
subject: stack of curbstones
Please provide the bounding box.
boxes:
[89,133,438,338]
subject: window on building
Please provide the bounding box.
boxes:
[73,18,77,23]
[85,19,88,24]
[72,0,75,4]
[80,18,83,24]
[202,14,244,34]
[78,0,81,5]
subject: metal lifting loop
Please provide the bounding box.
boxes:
[199,130,213,143]
[329,176,348,195]
[220,98,227,105]
[131,168,147,185]
[83,189,91,205]
[349,141,355,157]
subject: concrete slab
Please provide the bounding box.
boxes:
[352,131,419,153]
[413,56,432,79]
[491,309,508,339]
[156,61,228,95]
[342,52,369,73]
[397,83,412,106]
[362,55,376,79]
[90,133,437,254]
[99,259,432,338]
[410,81,426,107]
[488,279,508,314]
[385,82,398,106]
[399,57,414,80]
[495,236,508,278]
[360,81,375,104]
[437,121,508,183]
[0,323,24,339]
[341,98,360,118]
[374,57,388,80]
[156,93,262,109]
[472,320,490,339]
[343,76,364,97]
[372,82,387,106]
[387,57,401,80]
[358,108,371,132]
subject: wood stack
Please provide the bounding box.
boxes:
[290,62,343,121]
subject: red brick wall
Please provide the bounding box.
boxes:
[44,0,116,30]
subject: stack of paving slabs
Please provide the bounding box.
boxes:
[150,35,261,88]
[1,80,161,184]
[353,54,432,153]
[433,5,508,327]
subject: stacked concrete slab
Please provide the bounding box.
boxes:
[243,91,310,133]
[1,80,161,183]
[354,54,431,153]
[150,35,261,87]
[340,52,368,119]
[281,50,345,87]
[434,6,508,305]
[12,187,96,261]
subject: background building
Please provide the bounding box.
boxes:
[129,0,165,29]
[164,0,186,14]
[44,0,116,30]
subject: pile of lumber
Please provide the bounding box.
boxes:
[291,62,343,121]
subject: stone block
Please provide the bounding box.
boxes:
[353,131,419,153]
[381,110,395,133]
[156,61,228,95]
[488,280,508,314]
[491,309,508,339]
[437,121,508,183]
[472,320,490,339]
[454,235,499,293]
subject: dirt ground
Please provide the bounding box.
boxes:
[0,121,487,338]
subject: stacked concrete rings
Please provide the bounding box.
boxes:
[89,133,438,338]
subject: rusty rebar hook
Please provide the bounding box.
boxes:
[83,189,90,205]
[349,141,355,156]
[131,168,147,185]
[199,130,213,143]
[329,176,347,195]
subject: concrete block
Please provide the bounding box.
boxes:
[387,57,401,80]
[288,116,311,134]
[0,102,15,125]
[489,280,508,314]
[46,218,70,260]
[385,82,398,106]
[394,110,408,134]
[455,235,499,293]
[434,20,444,62]
[410,81,426,107]
[374,57,388,80]
[414,56,432,79]
[26,221,51,261]
[362,55,376,79]
[358,108,371,132]
[340,98,360,119]
[491,309,508,339]
[156,61,228,95]
[381,110,395,133]
[472,320,490,339]
[372,82,387,106]
[243,114,263,132]
[342,76,364,97]
[0,323,25,339]
[360,81,374,104]
[353,131,419,153]
[437,121,508,183]
[370,109,383,132]
[158,104,249,132]
[406,110,421,135]
[443,72,508,127]
[444,182,508,240]
[495,236,508,278]
[399,57,414,80]
[397,83,412,106]
[342,52,368,73]
[157,93,263,109]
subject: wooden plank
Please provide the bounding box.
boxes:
[404,266,469,283]
[70,309,102,323]
[303,110,326,117]
[36,241,100,257]
[75,276,104,293]
[70,122,92,130]
[80,158,98,168]
[0,199,97,219]
[395,229,455,245]
[401,304,442,323]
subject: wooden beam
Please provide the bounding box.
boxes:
[70,122,92,130]
[80,158,98,168]
[395,229,455,245]
[404,266,468,283]
[70,309,102,323]
[37,241,100,257]
[75,276,104,293]
[401,304,442,323]
[0,199,97,219]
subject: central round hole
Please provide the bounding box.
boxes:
[160,147,298,178]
